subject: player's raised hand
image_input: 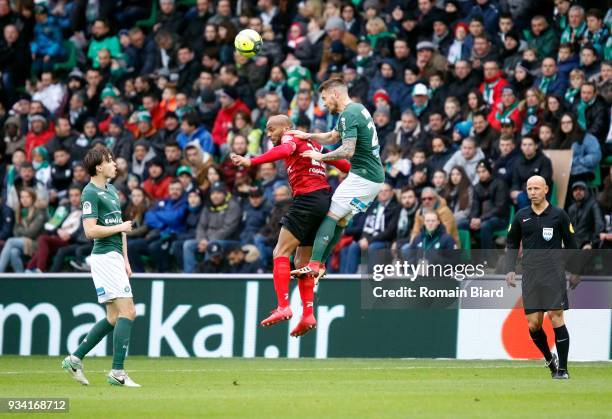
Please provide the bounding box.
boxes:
[302,150,323,161]
[569,274,581,289]
[505,271,516,288]
[287,129,310,139]
[231,153,251,167]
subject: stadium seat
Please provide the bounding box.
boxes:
[550,182,558,206]
[492,206,515,240]
[52,40,77,73]
[588,166,601,188]
[458,229,471,261]
[136,2,158,29]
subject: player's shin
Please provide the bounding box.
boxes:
[273,256,291,308]
[112,317,134,370]
[310,216,339,267]
[73,318,114,359]
[298,276,315,317]
[529,328,553,362]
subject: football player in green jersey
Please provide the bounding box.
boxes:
[62,146,140,387]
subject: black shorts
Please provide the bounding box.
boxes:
[522,271,569,315]
[281,188,331,246]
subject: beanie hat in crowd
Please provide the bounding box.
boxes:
[373,89,391,105]
[324,16,345,32]
[101,85,118,99]
[137,111,152,123]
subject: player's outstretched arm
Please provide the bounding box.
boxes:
[234,143,296,168]
[287,129,340,145]
[83,218,132,239]
[320,137,356,161]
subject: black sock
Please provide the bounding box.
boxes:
[529,328,552,362]
[553,325,570,370]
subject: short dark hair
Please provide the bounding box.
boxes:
[182,112,200,127]
[165,141,180,150]
[83,146,114,176]
[318,78,347,93]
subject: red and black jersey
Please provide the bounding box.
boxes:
[251,134,351,197]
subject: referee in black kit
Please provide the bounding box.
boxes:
[505,176,580,379]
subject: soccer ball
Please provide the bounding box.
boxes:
[234,29,262,58]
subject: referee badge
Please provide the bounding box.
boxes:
[542,227,553,241]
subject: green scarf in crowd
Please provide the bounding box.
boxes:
[564,87,579,104]
[539,74,557,94]
[576,97,595,130]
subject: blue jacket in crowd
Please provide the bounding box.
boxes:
[144,194,189,236]
[533,74,569,97]
[31,16,65,58]
[177,126,214,154]
[240,202,271,245]
[571,133,602,176]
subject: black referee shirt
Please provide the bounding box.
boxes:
[505,203,578,274]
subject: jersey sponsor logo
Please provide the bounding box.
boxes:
[542,227,553,241]
[104,216,123,225]
[83,201,92,215]
[96,287,105,296]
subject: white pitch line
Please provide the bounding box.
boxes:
[0,364,574,375]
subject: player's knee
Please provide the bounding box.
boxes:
[106,312,118,326]
[527,319,542,332]
[120,306,137,320]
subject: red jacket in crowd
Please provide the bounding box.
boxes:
[25,125,55,161]
[211,99,250,146]
[479,71,509,109]
[143,175,172,201]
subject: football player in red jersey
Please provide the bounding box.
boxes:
[231,115,350,337]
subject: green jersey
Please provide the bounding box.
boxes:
[334,102,385,183]
[81,182,123,255]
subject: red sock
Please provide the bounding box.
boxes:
[298,277,315,316]
[273,256,291,308]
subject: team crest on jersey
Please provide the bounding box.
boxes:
[542,227,553,241]
[83,201,92,215]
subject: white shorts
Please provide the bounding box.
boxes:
[90,252,132,304]
[329,172,383,219]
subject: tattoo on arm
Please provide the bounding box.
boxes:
[321,138,356,161]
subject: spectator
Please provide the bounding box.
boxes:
[404,210,457,263]
[447,23,471,66]
[30,4,64,76]
[493,135,520,187]
[105,116,134,161]
[392,186,419,259]
[443,166,473,227]
[462,160,509,263]
[182,181,242,273]
[488,85,523,132]
[45,117,76,156]
[49,147,73,203]
[0,24,31,106]
[225,243,258,273]
[568,181,604,249]
[471,111,498,158]
[25,185,81,273]
[511,136,553,208]
[443,137,485,185]
[561,5,587,46]
[523,16,559,60]
[197,242,228,273]
[239,186,270,246]
[520,88,545,137]
[87,19,121,68]
[142,158,172,201]
[171,189,204,272]
[25,114,54,161]
[318,16,357,81]
[130,179,188,272]
[0,196,14,243]
[572,82,609,144]
[253,184,291,270]
[6,161,48,210]
[480,60,509,107]
[211,86,250,149]
[411,187,459,245]
[534,58,568,97]
[125,27,156,76]
[177,112,214,154]
[0,188,46,272]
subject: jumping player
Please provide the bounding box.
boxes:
[231,114,350,337]
[61,146,140,387]
[289,78,385,280]
[505,175,580,379]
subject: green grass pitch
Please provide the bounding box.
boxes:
[0,356,610,418]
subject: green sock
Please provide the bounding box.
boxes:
[73,318,114,360]
[321,224,345,264]
[311,216,339,262]
[112,317,133,370]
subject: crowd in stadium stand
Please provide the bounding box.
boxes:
[0,0,611,274]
